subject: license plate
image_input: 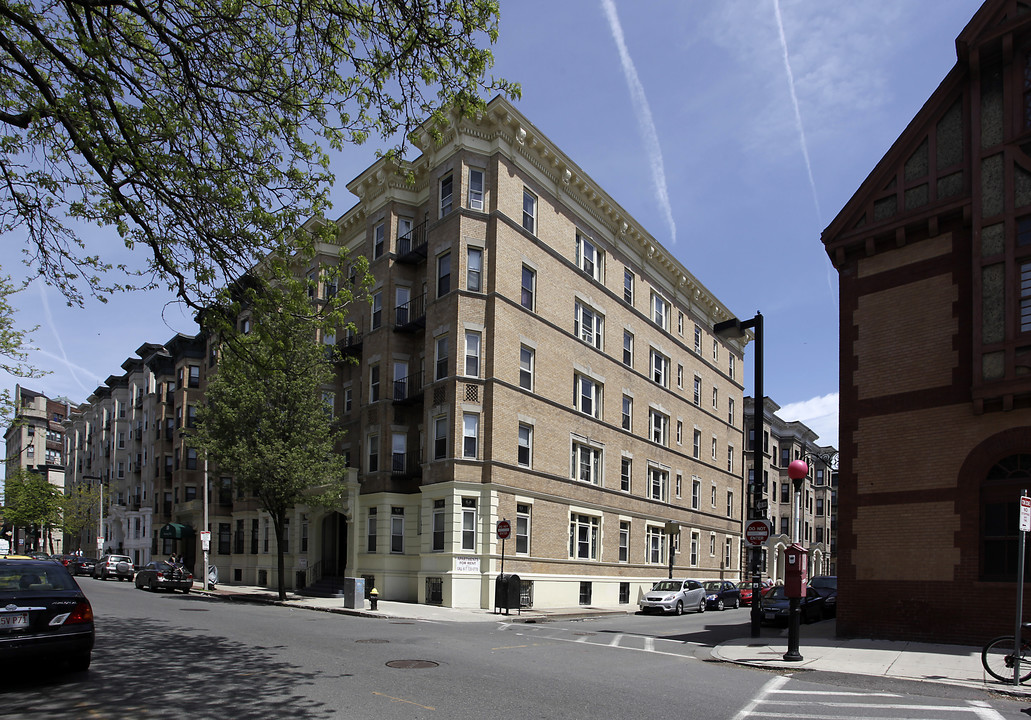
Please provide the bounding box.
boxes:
[0,612,29,630]
[764,611,776,620]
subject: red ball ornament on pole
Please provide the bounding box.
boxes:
[788,459,808,481]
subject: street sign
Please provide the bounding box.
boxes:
[756,499,769,513]
[1022,496,1031,533]
[744,519,772,547]
[496,519,511,540]
[200,530,211,552]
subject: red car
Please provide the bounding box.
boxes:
[736,579,773,606]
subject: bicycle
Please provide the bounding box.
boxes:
[981,622,1031,683]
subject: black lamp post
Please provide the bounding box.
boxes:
[714,312,763,638]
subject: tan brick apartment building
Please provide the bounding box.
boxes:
[58,96,747,609]
[822,0,1031,642]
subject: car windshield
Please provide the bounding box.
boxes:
[108,556,132,563]
[702,581,723,591]
[0,562,79,592]
[651,581,681,592]
[737,581,755,589]
[766,586,786,600]
[810,577,837,589]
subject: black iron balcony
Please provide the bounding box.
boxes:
[391,449,423,479]
[395,220,428,264]
[392,371,424,405]
[337,328,364,360]
[394,293,426,333]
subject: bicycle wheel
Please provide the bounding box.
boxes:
[982,635,1031,683]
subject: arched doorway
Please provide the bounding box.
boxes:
[980,454,1031,581]
[321,512,348,578]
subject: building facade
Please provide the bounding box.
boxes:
[54,96,748,609]
[822,0,1031,643]
[3,385,75,553]
[742,397,836,582]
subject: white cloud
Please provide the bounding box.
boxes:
[778,392,839,448]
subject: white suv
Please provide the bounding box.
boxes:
[638,579,706,615]
[92,554,135,582]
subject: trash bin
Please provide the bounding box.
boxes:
[343,577,366,610]
[494,573,521,615]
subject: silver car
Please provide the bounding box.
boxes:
[638,579,706,615]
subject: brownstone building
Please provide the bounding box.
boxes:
[823,0,1031,643]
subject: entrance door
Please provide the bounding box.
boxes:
[321,512,348,577]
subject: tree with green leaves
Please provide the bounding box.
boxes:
[60,481,101,552]
[0,275,47,426]
[197,272,352,600]
[1,0,517,332]
[2,468,63,553]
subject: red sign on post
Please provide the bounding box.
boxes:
[1021,496,1031,533]
[744,519,771,547]
[496,519,511,540]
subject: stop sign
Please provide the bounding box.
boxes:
[496,519,511,539]
[744,519,771,547]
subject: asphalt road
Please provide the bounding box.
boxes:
[2,579,1029,720]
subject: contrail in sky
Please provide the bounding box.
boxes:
[772,0,821,223]
[600,0,677,245]
[37,282,94,393]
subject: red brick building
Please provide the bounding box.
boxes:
[823,0,1031,643]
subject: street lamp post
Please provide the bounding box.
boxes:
[785,459,809,662]
[714,312,763,639]
[201,455,210,591]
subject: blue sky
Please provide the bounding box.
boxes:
[0,0,988,454]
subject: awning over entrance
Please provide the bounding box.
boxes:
[159,523,194,540]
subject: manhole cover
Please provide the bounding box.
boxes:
[385,660,438,669]
[356,639,389,644]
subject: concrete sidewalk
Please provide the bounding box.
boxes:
[192,582,1029,695]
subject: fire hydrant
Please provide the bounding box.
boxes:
[369,587,379,611]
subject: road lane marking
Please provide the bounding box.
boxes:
[608,633,623,647]
[731,675,788,720]
[372,692,435,711]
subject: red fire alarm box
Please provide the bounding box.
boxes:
[784,543,808,598]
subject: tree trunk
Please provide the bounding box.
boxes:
[273,512,287,601]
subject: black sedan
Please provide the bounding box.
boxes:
[0,558,94,672]
[809,575,837,617]
[702,579,741,610]
[134,561,193,593]
[68,556,98,577]
[760,585,826,625]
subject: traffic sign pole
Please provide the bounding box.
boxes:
[497,519,510,578]
[1016,491,1029,684]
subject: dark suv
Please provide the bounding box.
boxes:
[92,554,134,581]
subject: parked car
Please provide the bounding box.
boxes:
[760,585,826,625]
[0,557,94,672]
[50,554,77,568]
[638,579,706,615]
[26,551,50,561]
[736,579,773,606]
[702,580,741,610]
[809,575,837,616]
[92,554,134,582]
[134,561,193,593]
[68,557,98,577]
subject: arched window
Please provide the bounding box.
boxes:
[981,454,1031,581]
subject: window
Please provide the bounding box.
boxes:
[693,429,701,458]
[461,498,477,551]
[520,265,535,310]
[440,174,453,217]
[648,466,668,502]
[622,330,633,367]
[367,508,377,552]
[367,434,379,472]
[694,325,702,354]
[569,513,599,559]
[728,397,735,425]
[781,482,790,503]
[646,526,666,564]
[188,365,200,388]
[676,472,682,497]
[677,364,683,389]
[711,436,718,460]
[727,491,734,517]
[465,331,481,377]
[390,507,404,553]
[780,516,790,535]
[371,291,382,329]
[463,414,479,458]
[690,532,699,566]
[432,499,445,552]
[397,217,413,246]
[651,349,670,387]
[435,336,449,381]
[574,301,603,349]
[467,247,483,292]
[729,354,736,380]
[676,420,683,445]
[517,424,532,467]
[623,268,634,304]
[712,386,719,410]
[571,439,602,485]
[727,446,734,472]
[516,504,531,554]
[519,346,534,391]
[725,537,733,568]
[395,286,410,327]
[437,252,451,297]
[619,521,630,562]
[621,457,632,492]
[649,409,669,446]
[370,364,380,402]
[575,233,602,280]
[781,447,790,467]
[713,339,720,362]
[691,478,700,509]
[391,432,406,473]
[693,376,701,406]
[816,497,825,516]
[433,416,448,460]
[469,168,484,211]
[522,189,537,233]
[652,293,670,330]
[573,374,601,418]
[373,222,385,259]
[621,395,633,431]
[185,448,197,470]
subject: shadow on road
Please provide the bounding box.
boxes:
[0,597,345,719]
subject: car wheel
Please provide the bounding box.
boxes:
[697,598,706,613]
[716,599,724,611]
[674,600,683,616]
[150,579,159,592]
[182,586,190,594]
[68,652,91,672]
